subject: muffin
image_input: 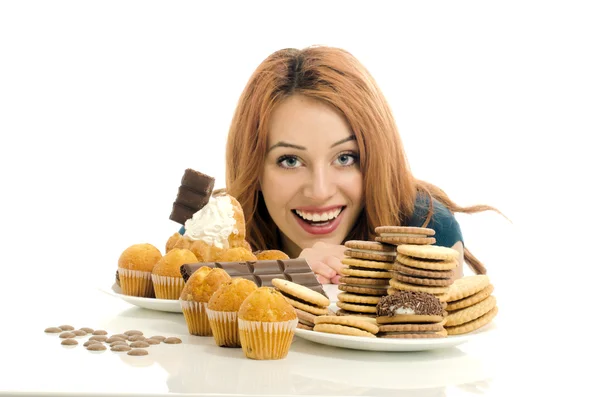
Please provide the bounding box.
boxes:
[255,250,290,260]
[215,247,257,262]
[180,267,231,336]
[238,287,298,360]
[165,232,182,253]
[151,248,198,300]
[117,243,162,297]
[206,278,258,347]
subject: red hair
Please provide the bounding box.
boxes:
[225,46,502,274]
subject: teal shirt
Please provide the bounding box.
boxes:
[178,196,463,249]
[407,195,463,248]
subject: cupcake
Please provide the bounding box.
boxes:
[254,250,290,260]
[206,278,258,347]
[238,287,298,360]
[151,248,197,300]
[117,243,162,297]
[180,267,231,336]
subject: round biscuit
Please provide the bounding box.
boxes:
[446,284,494,311]
[344,249,396,262]
[283,296,329,315]
[447,275,491,302]
[341,257,394,270]
[375,226,435,236]
[336,301,377,313]
[313,324,376,338]
[395,253,457,271]
[344,240,397,252]
[392,273,454,287]
[337,292,382,305]
[294,308,317,324]
[392,262,455,279]
[379,330,448,338]
[339,276,390,286]
[338,284,388,296]
[378,322,445,332]
[445,296,497,327]
[340,267,392,279]
[389,278,450,294]
[314,315,379,334]
[297,323,313,330]
[446,306,497,335]
[335,309,377,318]
[376,236,436,245]
[272,278,330,307]
[397,244,459,261]
[376,314,444,324]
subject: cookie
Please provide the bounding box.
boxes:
[340,267,392,279]
[392,273,454,287]
[446,284,494,311]
[445,296,497,327]
[335,309,377,318]
[313,324,376,338]
[389,278,450,294]
[446,306,497,335]
[392,262,455,279]
[338,284,388,296]
[339,276,390,286]
[314,315,379,334]
[376,314,444,324]
[397,244,459,261]
[272,278,330,315]
[378,322,445,333]
[337,292,382,305]
[297,323,313,330]
[375,226,436,245]
[295,308,317,326]
[344,240,397,262]
[336,301,378,313]
[379,329,448,339]
[447,275,491,302]
[396,253,457,271]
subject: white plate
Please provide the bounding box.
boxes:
[101,283,183,313]
[294,323,495,352]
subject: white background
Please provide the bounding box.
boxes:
[0,0,598,382]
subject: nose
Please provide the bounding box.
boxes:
[303,164,335,201]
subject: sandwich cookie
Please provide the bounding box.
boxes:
[272,278,330,316]
[295,308,317,330]
[375,226,436,246]
[314,315,379,338]
[444,275,498,335]
[375,291,446,338]
[338,276,390,296]
[344,240,397,263]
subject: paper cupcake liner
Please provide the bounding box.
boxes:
[206,309,239,347]
[118,268,154,297]
[180,300,212,336]
[151,274,185,300]
[238,318,298,360]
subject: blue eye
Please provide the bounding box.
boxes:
[277,155,302,169]
[335,152,358,166]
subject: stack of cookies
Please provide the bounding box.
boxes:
[336,241,395,317]
[444,275,498,335]
[271,278,331,330]
[388,244,459,305]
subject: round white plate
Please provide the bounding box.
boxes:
[101,283,183,313]
[294,323,495,352]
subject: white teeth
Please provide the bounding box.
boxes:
[295,208,342,222]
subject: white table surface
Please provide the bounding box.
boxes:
[0,274,593,397]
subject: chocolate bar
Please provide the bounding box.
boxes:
[169,169,215,225]
[180,259,327,296]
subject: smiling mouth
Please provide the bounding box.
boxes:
[292,207,345,226]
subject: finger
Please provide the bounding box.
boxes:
[330,274,342,285]
[309,260,337,279]
[322,256,344,274]
[316,274,331,284]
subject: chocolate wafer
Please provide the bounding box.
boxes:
[180,259,326,297]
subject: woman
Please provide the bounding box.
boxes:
[225,46,502,284]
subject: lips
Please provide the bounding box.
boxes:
[292,206,346,235]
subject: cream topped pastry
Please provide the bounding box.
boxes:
[375,290,444,317]
[184,195,238,249]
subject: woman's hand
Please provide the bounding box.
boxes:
[298,241,346,284]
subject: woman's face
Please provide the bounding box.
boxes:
[260,95,364,257]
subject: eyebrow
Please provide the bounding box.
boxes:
[267,135,356,153]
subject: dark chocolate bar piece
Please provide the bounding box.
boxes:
[180,259,327,297]
[169,169,215,225]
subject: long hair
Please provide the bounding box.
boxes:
[225,46,501,274]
